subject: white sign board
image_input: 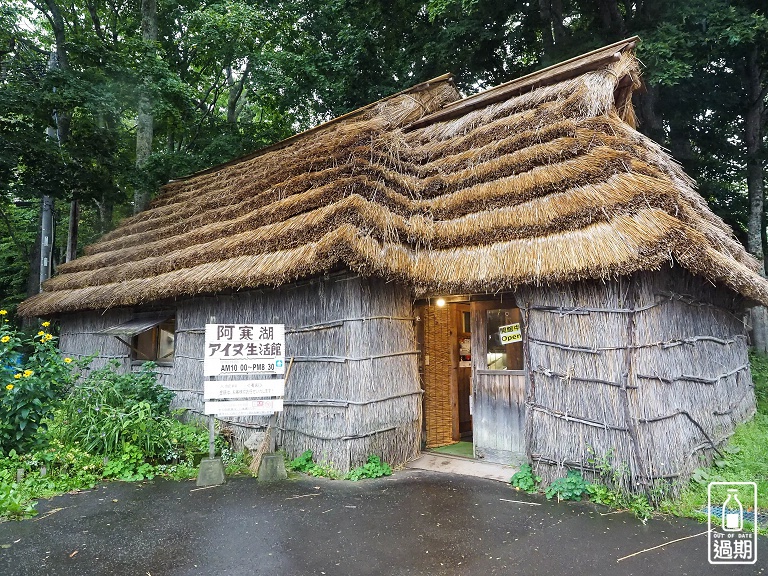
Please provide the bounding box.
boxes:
[204,398,284,417]
[204,324,285,377]
[204,379,285,400]
[499,323,522,344]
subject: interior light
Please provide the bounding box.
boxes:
[436,298,446,307]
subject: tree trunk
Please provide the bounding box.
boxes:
[25,208,42,299]
[538,0,556,62]
[744,45,765,264]
[95,194,114,233]
[744,44,768,353]
[44,0,70,143]
[134,0,157,214]
[226,61,251,124]
[633,83,665,144]
[66,199,79,262]
[597,0,626,39]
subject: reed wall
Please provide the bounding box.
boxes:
[59,309,133,372]
[59,274,421,472]
[517,267,754,493]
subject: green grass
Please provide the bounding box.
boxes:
[660,351,768,533]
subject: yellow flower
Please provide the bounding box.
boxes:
[64,357,72,363]
[41,321,50,327]
[0,336,9,343]
[37,331,45,336]
[13,374,21,379]
[5,384,12,390]
[43,334,53,342]
[0,310,6,315]
[23,369,33,377]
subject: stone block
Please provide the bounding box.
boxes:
[258,453,287,482]
[196,457,226,487]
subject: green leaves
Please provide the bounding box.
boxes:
[545,470,589,502]
[510,463,541,493]
[346,454,392,481]
[0,319,75,456]
[287,450,390,480]
[61,361,175,457]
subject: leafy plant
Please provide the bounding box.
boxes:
[510,463,541,493]
[61,361,174,457]
[288,450,315,473]
[0,318,80,455]
[103,444,156,481]
[545,470,589,501]
[346,455,392,481]
[286,450,343,479]
[0,484,36,519]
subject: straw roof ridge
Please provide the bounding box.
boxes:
[19,44,768,316]
[148,82,460,209]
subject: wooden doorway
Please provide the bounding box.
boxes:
[418,295,527,463]
[456,304,472,438]
[416,300,473,449]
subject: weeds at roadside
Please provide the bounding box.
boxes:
[286,450,391,481]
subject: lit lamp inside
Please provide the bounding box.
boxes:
[435,298,446,307]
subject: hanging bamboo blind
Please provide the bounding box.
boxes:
[423,305,456,448]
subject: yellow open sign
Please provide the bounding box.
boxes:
[499,323,521,343]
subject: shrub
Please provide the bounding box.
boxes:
[61,361,175,457]
[286,450,343,479]
[288,450,316,472]
[545,470,589,501]
[103,444,156,481]
[0,317,78,455]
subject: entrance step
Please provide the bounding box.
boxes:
[405,452,517,483]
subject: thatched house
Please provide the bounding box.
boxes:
[20,38,768,490]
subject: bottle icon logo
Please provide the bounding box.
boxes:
[721,489,743,531]
[708,481,758,565]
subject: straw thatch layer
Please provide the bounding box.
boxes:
[518,266,754,493]
[20,44,768,318]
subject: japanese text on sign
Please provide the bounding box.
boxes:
[204,324,285,377]
[499,323,522,344]
[203,379,285,401]
[203,399,284,417]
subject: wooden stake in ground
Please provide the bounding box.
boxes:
[249,356,294,475]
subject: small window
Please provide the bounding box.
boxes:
[133,319,175,362]
[485,308,524,371]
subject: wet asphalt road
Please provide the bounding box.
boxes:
[0,470,765,576]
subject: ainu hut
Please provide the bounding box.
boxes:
[19,38,768,490]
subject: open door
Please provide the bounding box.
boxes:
[416,300,473,449]
[456,305,472,438]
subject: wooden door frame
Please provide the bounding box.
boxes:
[470,298,527,461]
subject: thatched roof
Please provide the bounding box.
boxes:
[20,37,768,317]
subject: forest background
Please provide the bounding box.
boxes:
[0,0,766,314]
